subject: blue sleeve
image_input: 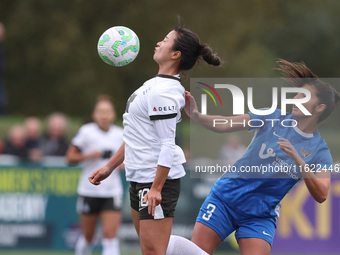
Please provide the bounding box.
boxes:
[312,142,333,171]
[248,109,283,131]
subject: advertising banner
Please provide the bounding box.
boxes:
[0,166,81,249]
[273,179,340,253]
[0,165,339,253]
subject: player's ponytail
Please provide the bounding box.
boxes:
[277,59,339,123]
[173,25,221,71]
[199,44,221,66]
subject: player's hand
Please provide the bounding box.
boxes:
[88,165,111,185]
[184,91,199,120]
[277,138,302,165]
[143,188,162,217]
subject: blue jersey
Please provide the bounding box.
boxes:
[211,109,333,218]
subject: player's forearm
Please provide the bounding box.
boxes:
[192,112,224,132]
[105,142,125,171]
[299,161,330,203]
[151,165,170,192]
[303,177,329,203]
[66,152,86,163]
[66,145,96,163]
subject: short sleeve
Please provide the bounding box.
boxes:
[248,109,283,131]
[312,142,333,171]
[148,87,185,121]
[71,126,86,150]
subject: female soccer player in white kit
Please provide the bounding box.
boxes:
[67,96,123,255]
[165,60,340,255]
[89,24,221,255]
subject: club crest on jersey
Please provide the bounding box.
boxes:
[300,147,313,158]
[259,143,276,159]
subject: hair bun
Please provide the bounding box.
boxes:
[200,44,221,66]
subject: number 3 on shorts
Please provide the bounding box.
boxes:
[202,203,216,221]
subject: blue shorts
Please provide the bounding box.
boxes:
[196,191,277,246]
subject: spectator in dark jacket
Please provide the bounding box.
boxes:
[3,125,29,161]
[39,112,69,156]
[24,116,43,162]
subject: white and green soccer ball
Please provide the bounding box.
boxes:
[97,26,140,67]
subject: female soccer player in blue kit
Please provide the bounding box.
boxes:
[166,60,340,255]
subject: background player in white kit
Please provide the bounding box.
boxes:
[67,96,123,255]
[89,23,222,255]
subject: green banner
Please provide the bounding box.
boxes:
[0,166,81,249]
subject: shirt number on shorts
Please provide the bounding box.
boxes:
[202,203,216,221]
[138,188,149,208]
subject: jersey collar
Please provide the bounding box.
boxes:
[156,74,181,82]
[293,125,314,138]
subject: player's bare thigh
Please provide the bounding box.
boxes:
[238,237,271,255]
[80,213,98,242]
[100,210,122,239]
[131,208,140,236]
[191,222,222,255]
[139,217,173,255]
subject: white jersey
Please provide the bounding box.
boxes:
[72,122,124,197]
[123,75,186,183]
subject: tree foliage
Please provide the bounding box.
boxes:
[0,0,339,122]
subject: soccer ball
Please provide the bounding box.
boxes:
[97,26,140,67]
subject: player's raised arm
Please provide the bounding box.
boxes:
[184,91,250,133]
[278,137,331,203]
[303,168,330,203]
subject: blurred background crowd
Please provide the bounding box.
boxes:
[0,113,69,165]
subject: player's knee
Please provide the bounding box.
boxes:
[141,250,163,255]
[102,228,117,239]
[191,237,213,255]
[83,232,95,243]
[141,243,165,255]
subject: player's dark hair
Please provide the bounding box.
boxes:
[277,59,340,123]
[94,94,115,111]
[173,25,222,71]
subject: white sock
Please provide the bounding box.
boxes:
[166,235,209,255]
[102,237,120,255]
[75,235,92,255]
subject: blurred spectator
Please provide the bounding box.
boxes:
[24,116,43,162]
[0,22,7,114]
[39,112,69,156]
[0,138,3,153]
[219,134,247,164]
[3,125,29,161]
[24,116,42,149]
